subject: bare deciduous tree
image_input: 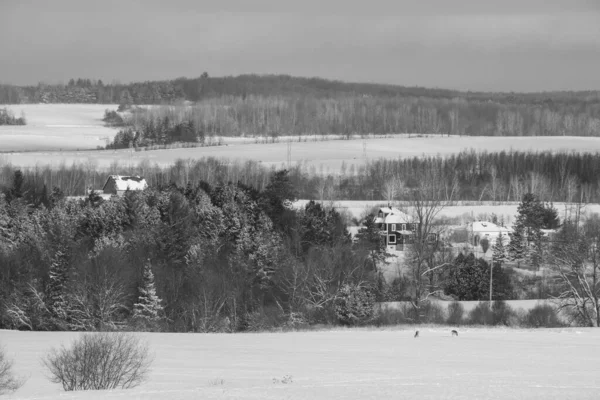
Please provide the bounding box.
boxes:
[549,219,600,327]
[404,168,455,321]
[382,177,405,204]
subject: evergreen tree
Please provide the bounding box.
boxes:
[50,186,64,207]
[118,90,133,111]
[0,194,14,248]
[512,193,551,269]
[133,262,164,322]
[9,170,24,201]
[261,169,297,231]
[45,248,70,327]
[445,253,512,300]
[354,214,389,269]
[299,200,350,253]
[40,184,50,208]
[508,228,527,267]
[492,233,507,267]
[480,237,490,255]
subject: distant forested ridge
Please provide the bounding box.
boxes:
[2,74,600,137]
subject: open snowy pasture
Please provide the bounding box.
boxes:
[0,104,119,151]
[295,200,600,226]
[2,328,600,400]
[5,135,600,170]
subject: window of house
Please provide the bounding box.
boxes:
[401,223,406,231]
[388,235,396,244]
[391,224,396,231]
[427,233,437,243]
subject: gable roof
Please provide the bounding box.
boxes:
[376,207,413,223]
[102,175,148,192]
[470,221,512,234]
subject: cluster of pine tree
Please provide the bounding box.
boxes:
[0,170,389,332]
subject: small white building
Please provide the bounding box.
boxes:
[469,221,512,246]
[102,175,148,196]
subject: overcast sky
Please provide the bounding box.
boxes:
[1,0,599,92]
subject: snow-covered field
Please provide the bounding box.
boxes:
[5,133,600,170]
[2,328,599,400]
[0,104,119,151]
[295,200,600,226]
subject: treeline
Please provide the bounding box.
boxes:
[2,74,600,137]
[3,74,600,105]
[109,95,600,145]
[0,108,26,125]
[2,150,600,204]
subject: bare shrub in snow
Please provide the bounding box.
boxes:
[446,301,464,325]
[468,301,515,326]
[373,307,410,326]
[42,332,153,391]
[525,304,564,328]
[0,344,25,395]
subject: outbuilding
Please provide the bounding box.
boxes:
[102,175,148,196]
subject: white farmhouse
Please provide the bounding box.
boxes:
[468,221,512,246]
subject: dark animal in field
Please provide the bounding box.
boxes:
[451,330,458,337]
[414,330,419,338]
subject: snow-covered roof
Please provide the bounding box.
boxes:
[471,221,512,234]
[103,175,148,192]
[378,207,413,223]
[385,214,409,224]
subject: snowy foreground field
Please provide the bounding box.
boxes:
[5,135,600,171]
[2,328,600,400]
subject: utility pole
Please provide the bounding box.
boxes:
[129,140,133,174]
[489,261,493,303]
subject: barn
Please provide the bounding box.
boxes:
[102,175,148,196]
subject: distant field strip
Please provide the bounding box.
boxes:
[5,135,600,170]
[0,104,118,151]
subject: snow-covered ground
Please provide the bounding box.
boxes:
[296,200,600,226]
[2,328,600,399]
[5,133,600,170]
[0,104,120,151]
